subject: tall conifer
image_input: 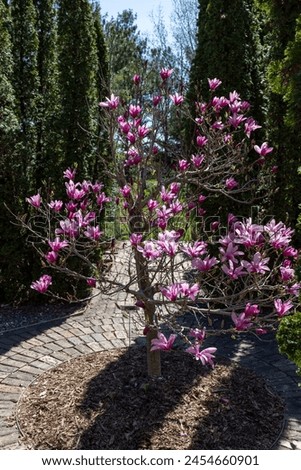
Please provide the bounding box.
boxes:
[57,0,98,178]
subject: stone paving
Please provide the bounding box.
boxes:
[1,247,301,450]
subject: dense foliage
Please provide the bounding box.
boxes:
[0,0,108,303]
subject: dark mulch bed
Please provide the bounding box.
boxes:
[16,346,285,450]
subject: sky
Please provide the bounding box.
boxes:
[98,0,174,39]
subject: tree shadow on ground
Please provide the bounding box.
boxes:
[76,330,286,450]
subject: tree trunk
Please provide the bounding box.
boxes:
[133,246,162,377]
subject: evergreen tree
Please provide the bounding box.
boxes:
[57,0,98,178]
[188,0,264,123]
[33,0,59,188]
[263,0,301,228]
[103,10,147,98]
[10,0,40,197]
[92,2,110,182]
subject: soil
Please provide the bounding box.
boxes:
[16,346,285,450]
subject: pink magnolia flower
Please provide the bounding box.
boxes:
[153,95,162,106]
[189,327,206,341]
[186,345,217,367]
[241,252,270,274]
[151,332,177,351]
[137,241,162,260]
[84,225,102,241]
[244,118,262,138]
[57,219,79,238]
[129,104,142,118]
[30,274,52,294]
[65,181,85,200]
[48,200,63,212]
[231,312,252,331]
[133,74,141,85]
[196,135,208,147]
[48,237,69,252]
[191,154,205,168]
[170,92,184,106]
[208,78,222,91]
[286,283,301,296]
[178,159,190,171]
[157,238,178,257]
[160,68,173,80]
[225,177,239,190]
[170,182,181,195]
[161,283,181,301]
[179,282,200,300]
[87,278,96,288]
[181,241,207,258]
[96,192,111,208]
[283,246,298,258]
[137,125,149,138]
[170,200,183,215]
[147,199,159,212]
[99,93,119,109]
[244,303,260,317]
[63,168,76,180]
[229,91,240,103]
[254,142,273,156]
[119,120,131,134]
[274,299,294,317]
[222,261,246,280]
[45,251,58,264]
[130,233,143,246]
[120,185,131,198]
[192,255,219,272]
[280,265,295,282]
[26,194,42,208]
[228,113,246,128]
[219,242,244,263]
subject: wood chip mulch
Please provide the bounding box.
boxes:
[16,347,285,450]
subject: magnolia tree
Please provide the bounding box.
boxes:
[23,70,300,377]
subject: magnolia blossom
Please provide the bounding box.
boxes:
[170,92,184,106]
[254,142,273,156]
[181,241,207,258]
[225,177,239,190]
[87,278,96,288]
[222,261,246,280]
[186,345,217,367]
[45,251,58,264]
[48,200,63,212]
[160,68,173,80]
[48,237,69,252]
[99,93,119,109]
[208,78,222,91]
[150,332,176,351]
[63,168,76,180]
[192,256,219,272]
[84,225,102,241]
[120,185,131,198]
[26,194,42,208]
[219,242,244,263]
[31,274,52,293]
[191,154,205,168]
[196,135,208,147]
[189,327,206,341]
[274,299,294,317]
[231,312,252,331]
[137,241,162,260]
[130,233,143,246]
[241,252,270,274]
[244,303,260,317]
[244,118,261,138]
[178,159,190,171]
[147,199,159,212]
[280,265,295,282]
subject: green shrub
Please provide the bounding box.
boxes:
[277,311,301,378]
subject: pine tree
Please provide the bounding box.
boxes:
[57,0,98,178]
